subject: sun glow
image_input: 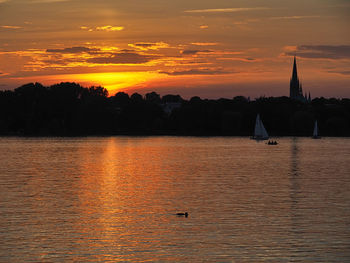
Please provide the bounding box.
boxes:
[12,72,165,95]
[76,72,163,93]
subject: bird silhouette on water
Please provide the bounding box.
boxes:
[176,212,188,217]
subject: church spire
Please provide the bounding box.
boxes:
[290,56,301,99]
[292,55,298,80]
[289,56,310,102]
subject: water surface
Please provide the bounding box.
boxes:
[1,137,350,262]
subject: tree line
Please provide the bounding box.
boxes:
[0,82,349,136]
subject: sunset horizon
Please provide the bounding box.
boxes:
[1,0,349,98]
[1,1,350,261]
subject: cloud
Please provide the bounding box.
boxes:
[285,45,350,59]
[87,52,154,64]
[0,71,10,78]
[80,26,92,31]
[160,68,230,76]
[96,25,124,32]
[80,25,124,32]
[0,46,159,73]
[45,47,156,65]
[46,46,98,53]
[327,70,350,75]
[191,42,219,46]
[128,42,169,50]
[24,0,71,3]
[270,16,320,20]
[120,49,135,52]
[217,57,257,62]
[1,25,22,29]
[184,7,269,13]
[181,49,213,55]
[199,25,209,29]
[39,46,158,66]
[41,57,84,66]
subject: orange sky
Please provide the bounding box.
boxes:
[0,0,349,98]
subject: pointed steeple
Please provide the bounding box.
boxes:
[292,56,298,80]
[290,55,302,99]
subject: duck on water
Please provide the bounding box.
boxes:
[176,212,188,217]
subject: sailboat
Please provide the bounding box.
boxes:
[312,120,321,139]
[251,114,269,140]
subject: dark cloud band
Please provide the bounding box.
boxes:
[160,69,230,76]
[286,45,350,59]
[46,47,98,54]
[87,52,154,64]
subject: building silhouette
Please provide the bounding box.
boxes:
[290,56,311,102]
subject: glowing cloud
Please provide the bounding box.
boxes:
[1,25,22,29]
[184,7,269,13]
[17,71,165,94]
[191,42,219,46]
[80,25,124,32]
[96,25,124,32]
[269,16,320,20]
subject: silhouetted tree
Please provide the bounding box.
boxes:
[130,93,143,103]
[145,92,161,104]
[0,83,349,136]
[111,92,130,107]
[290,111,314,135]
[161,94,183,103]
[221,111,242,135]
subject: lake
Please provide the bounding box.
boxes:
[0,137,350,262]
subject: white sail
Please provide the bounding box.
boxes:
[254,114,261,137]
[313,120,320,138]
[253,114,269,140]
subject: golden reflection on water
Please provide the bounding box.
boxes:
[0,137,350,262]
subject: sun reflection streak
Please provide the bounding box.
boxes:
[72,137,179,261]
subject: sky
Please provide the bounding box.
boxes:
[0,0,349,98]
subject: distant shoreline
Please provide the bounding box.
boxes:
[1,134,349,138]
[1,82,349,137]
